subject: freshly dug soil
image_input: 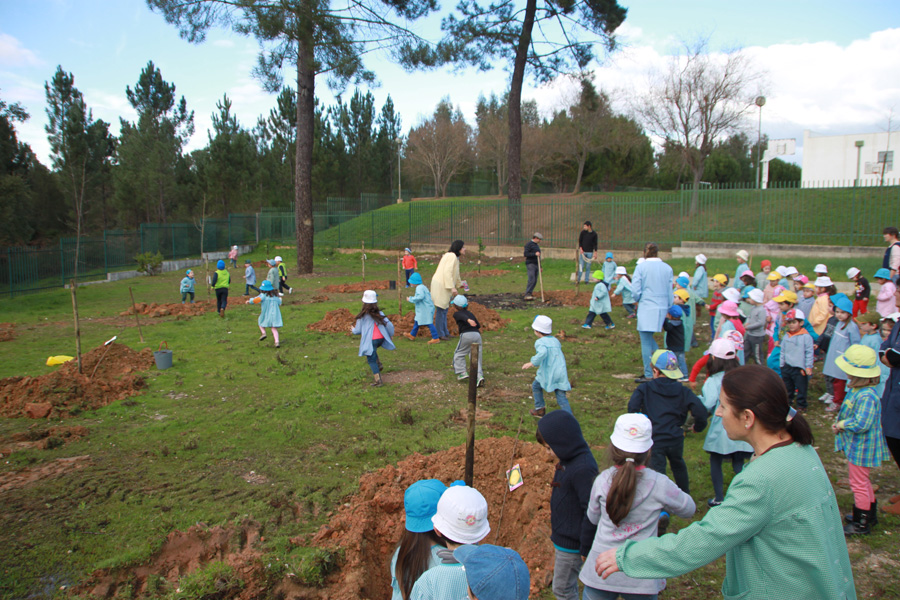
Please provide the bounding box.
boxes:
[321,280,391,294]
[0,322,15,342]
[0,343,155,419]
[120,301,215,318]
[0,425,88,456]
[462,269,510,278]
[306,302,510,337]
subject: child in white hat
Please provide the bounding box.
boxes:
[351,290,395,387]
[692,253,708,301]
[612,266,635,318]
[522,315,571,417]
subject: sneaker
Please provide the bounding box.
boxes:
[278,292,284,297]
[477,377,485,388]
[605,324,615,330]
[259,335,267,341]
[825,402,840,413]
[289,288,293,294]
[457,373,469,381]
[427,338,441,344]
[818,392,831,402]
[530,408,545,417]
[707,498,723,508]
[404,333,416,341]
[582,324,592,329]
[524,295,535,301]
[657,512,670,536]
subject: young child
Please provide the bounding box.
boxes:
[797,281,816,317]
[692,253,708,302]
[536,410,599,600]
[874,268,897,318]
[824,294,861,413]
[664,305,687,377]
[453,545,529,600]
[627,350,708,495]
[755,259,772,290]
[275,255,292,295]
[451,295,484,386]
[247,280,283,347]
[404,272,439,344]
[673,280,696,348]
[265,259,279,290]
[700,338,753,506]
[578,413,696,600]
[739,271,756,295]
[228,245,238,268]
[602,252,617,285]
[390,479,448,600]
[763,271,784,304]
[847,267,870,316]
[780,308,814,410]
[409,485,490,600]
[523,315,571,417]
[792,274,808,293]
[810,276,836,336]
[743,288,768,365]
[708,274,728,332]
[243,259,258,296]
[833,345,890,535]
[734,250,751,289]
[715,301,746,363]
[583,271,614,330]
[351,290,395,387]
[402,248,418,287]
[613,267,635,318]
[210,259,230,317]
[180,269,195,304]
[857,311,888,397]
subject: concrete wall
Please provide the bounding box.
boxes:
[673,241,884,261]
[801,129,896,186]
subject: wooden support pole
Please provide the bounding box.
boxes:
[129,286,144,343]
[464,342,480,487]
[70,280,83,374]
[397,253,402,316]
[361,240,366,282]
[575,248,580,296]
[537,254,545,303]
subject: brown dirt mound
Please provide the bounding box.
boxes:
[0,425,88,456]
[0,343,155,419]
[306,302,510,336]
[120,301,216,318]
[0,455,91,493]
[0,322,15,342]
[321,280,391,294]
[308,437,557,599]
[542,289,623,307]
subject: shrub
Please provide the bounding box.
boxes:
[135,251,164,276]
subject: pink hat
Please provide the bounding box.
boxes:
[709,338,737,359]
[795,275,809,284]
[741,270,755,279]
[718,300,740,317]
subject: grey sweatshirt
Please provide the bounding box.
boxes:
[745,305,767,336]
[780,329,814,370]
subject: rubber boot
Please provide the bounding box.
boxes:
[371,373,383,387]
[846,500,877,526]
[843,506,871,536]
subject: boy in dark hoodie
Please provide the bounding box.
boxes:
[663,305,687,378]
[536,410,598,600]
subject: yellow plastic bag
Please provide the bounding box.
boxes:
[46,355,75,366]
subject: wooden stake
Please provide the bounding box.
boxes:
[70,280,83,374]
[537,254,545,303]
[361,240,366,282]
[129,286,144,343]
[575,248,580,296]
[397,253,402,316]
[464,343,480,487]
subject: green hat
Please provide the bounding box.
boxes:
[592,270,604,281]
[856,311,882,325]
[835,344,881,379]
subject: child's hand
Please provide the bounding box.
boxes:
[804,368,812,376]
[467,319,477,327]
[521,362,534,370]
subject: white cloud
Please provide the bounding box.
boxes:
[0,33,43,67]
[212,39,236,49]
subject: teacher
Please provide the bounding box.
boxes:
[595,365,856,599]
[631,242,674,382]
[431,240,466,340]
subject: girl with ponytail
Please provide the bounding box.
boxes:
[578,414,696,600]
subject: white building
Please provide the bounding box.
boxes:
[801,130,896,187]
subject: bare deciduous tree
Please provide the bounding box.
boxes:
[406,100,472,198]
[520,101,553,194]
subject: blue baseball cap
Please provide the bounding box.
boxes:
[259,280,274,292]
[831,292,853,314]
[409,272,423,285]
[667,305,683,318]
[675,276,689,288]
[404,479,447,533]
[454,544,530,600]
[606,252,613,259]
[651,349,683,379]
[217,259,225,269]
[452,295,468,308]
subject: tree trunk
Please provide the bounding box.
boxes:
[505,0,536,241]
[689,167,703,216]
[573,151,587,195]
[295,40,315,274]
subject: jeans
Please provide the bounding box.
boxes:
[453,332,484,378]
[582,587,657,600]
[411,322,439,339]
[279,278,290,293]
[673,350,687,378]
[578,252,593,282]
[434,307,449,338]
[215,288,228,311]
[781,365,809,408]
[181,291,194,303]
[245,283,259,295]
[623,303,636,317]
[639,331,659,379]
[526,262,539,295]
[404,268,414,286]
[552,548,582,600]
[532,379,571,413]
[648,438,689,493]
[709,451,751,502]
[365,338,384,374]
[585,311,613,327]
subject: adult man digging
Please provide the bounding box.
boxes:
[524,232,542,301]
[577,221,598,283]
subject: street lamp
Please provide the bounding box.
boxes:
[755,96,766,189]
[395,137,402,203]
[855,140,865,187]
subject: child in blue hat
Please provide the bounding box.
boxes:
[451,295,484,386]
[823,293,860,412]
[874,267,897,317]
[247,280,283,347]
[390,479,448,600]
[211,260,230,317]
[602,252,617,286]
[404,272,439,344]
[453,545,529,600]
[180,269,195,304]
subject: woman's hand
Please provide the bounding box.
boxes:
[451,287,458,296]
[595,548,620,579]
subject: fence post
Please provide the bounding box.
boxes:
[371,210,375,247]
[408,202,412,247]
[7,247,12,299]
[60,240,65,286]
[103,230,109,273]
[450,203,454,242]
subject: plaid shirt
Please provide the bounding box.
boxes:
[834,386,890,467]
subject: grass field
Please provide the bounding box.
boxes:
[1,249,898,599]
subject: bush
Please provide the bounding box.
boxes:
[135,251,164,276]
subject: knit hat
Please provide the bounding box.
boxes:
[454,545,530,600]
[651,349,683,379]
[814,263,828,273]
[217,259,225,269]
[709,337,737,360]
[186,269,193,275]
[856,311,882,325]
[408,272,423,285]
[615,266,627,275]
[674,289,690,302]
[736,250,750,262]
[835,344,881,379]
[606,252,613,259]
[767,272,780,281]
[712,274,728,285]
[695,253,707,265]
[874,268,892,280]
[610,413,653,453]
[718,300,740,317]
[404,479,448,533]
[532,315,552,334]
[831,293,853,314]
[362,290,378,303]
[815,276,834,287]
[676,276,690,288]
[431,486,490,544]
[760,259,772,269]
[773,290,798,304]
[785,308,805,322]
[592,270,605,281]
[748,288,764,303]
[846,267,861,279]
[723,288,742,303]
[275,256,283,263]
[452,295,468,308]
[259,280,274,292]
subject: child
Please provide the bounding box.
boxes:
[627,350,708,494]
[404,273,439,344]
[692,253,708,301]
[847,267,870,316]
[265,259,279,293]
[708,274,727,332]
[814,263,829,279]
[780,308,814,410]
[210,259,230,317]
[763,271,784,304]
[402,248,418,287]
[673,282,696,348]
[579,413,696,600]
[755,259,772,290]
[700,338,753,506]
[523,315,571,417]
[228,245,238,268]
[715,301,746,363]
[351,290,395,387]
[792,274,808,293]
[874,268,897,318]
[776,265,792,290]
[602,252,617,285]
[453,545,529,600]
[409,485,490,600]
[664,305,687,377]
[823,293,861,412]
[734,250,751,289]
[247,280,283,347]
[390,479,448,600]
[833,345,890,535]
[536,410,599,600]
[243,259,258,296]
[810,276,836,336]
[583,271,614,330]
[743,288,767,365]
[857,311,888,397]
[180,269,195,304]
[451,295,484,386]
[739,271,756,295]
[612,267,635,318]
[275,255,292,295]
[797,281,816,317]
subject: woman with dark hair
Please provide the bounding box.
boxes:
[595,365,856,599]
[430,240,467,340]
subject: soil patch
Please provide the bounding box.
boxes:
[306,302,510,337]
[463,290,618,310]
[0,322,15,342]
[321,280,391,294]
[120,301,215,318]
[381,370,443,385]
[0,425,88,456]
[0,455,91,493]
[0,343,155,419]
[462,269,509,278]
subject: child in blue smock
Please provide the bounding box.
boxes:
[180,269,195,303]
[247,280,283,347]
[583,270,613,329]
[403,272,439,343]
[523,315,571,417]
[857,311,888,397]
[602,252,617,286]
[612,267,635,317]
[692,253,708,301]
[824,293,861,413]
[352,290,395,387]
[674,276,696,347]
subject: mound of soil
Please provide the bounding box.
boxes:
[120,301,215,318]
[321,280,392,294]
[0,425,88,456]
[0,343,155,419]
[0,322,15,342]
[306,302,510,336]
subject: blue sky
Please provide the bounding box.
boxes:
[2,0,900,166]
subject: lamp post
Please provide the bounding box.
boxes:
[855,140,864,187]
[755,96,766,189]
[396,137,402,203]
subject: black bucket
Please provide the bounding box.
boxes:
[389,280,397,290]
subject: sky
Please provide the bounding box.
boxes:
[2,0,900,168]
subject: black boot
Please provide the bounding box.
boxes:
[845,500,877,526]
[843,505,871,536]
